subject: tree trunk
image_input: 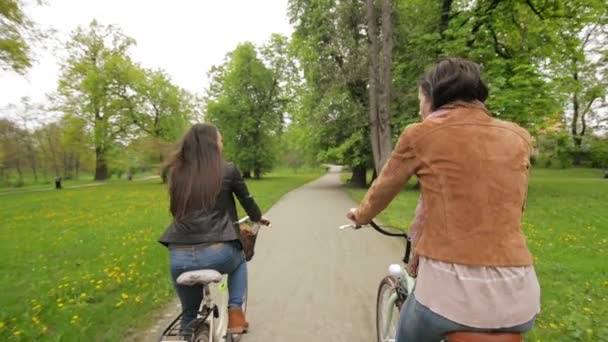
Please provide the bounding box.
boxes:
[350,164,368,188]
[243,170,252,179]
[254,168,261,180]
[367,0,393,174]
[378,0,394,171]
[439,0,454,37]
[367,0,381,174]
[94,147,109,180]
[75,155,80,179]
[370,167,378,185]
[571,65,583,166]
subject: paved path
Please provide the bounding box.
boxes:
[244,167,404,341]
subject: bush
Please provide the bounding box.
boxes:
[588,137,608,169]
[535,132,575,168]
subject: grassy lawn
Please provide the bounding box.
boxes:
[0,168,323,341]
[345,168,608,342]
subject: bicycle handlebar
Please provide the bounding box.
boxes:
[340,220,412,264]
[237,216,272,227]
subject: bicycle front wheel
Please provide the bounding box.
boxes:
[376,276,401,342]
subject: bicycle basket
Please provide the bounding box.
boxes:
[240,224,258,262]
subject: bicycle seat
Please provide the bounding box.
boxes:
[446,332,522,342]
[176,269,223,286]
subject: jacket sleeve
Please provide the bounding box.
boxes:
[356,125,421,225]
[231,165,263,222]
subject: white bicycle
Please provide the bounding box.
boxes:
[340,220,523,342]
[160,217,261,342]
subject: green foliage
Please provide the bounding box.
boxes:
[206,41,285,178]
[0,169,323,340]
[588,137,608,168]
[0,0,32,73]
[288,0,372,172]
[129,69,193,143]
[536,132,576,168]
[54,20,196,180]
[55,20,138,180]
[346,168,608,341]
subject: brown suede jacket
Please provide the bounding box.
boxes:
[355,101,534,267]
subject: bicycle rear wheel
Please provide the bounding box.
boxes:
[376,276,401,342]
[192,321,210,342]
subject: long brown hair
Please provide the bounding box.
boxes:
[166,123,223,221]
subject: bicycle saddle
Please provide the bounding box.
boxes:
[176,269,223,286]
[447,332,522,342]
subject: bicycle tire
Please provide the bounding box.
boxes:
[192,321,210,342]
[376,276,401,342]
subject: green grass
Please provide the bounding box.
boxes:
[0,168,323,341]
[0,172,158,194]
[345,168,608,342]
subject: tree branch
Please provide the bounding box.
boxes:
[525,0,544,19]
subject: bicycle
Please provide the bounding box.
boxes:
[160,216,261,342]
[339,221,524,342]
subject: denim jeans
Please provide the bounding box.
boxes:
[169,241,247,333]
[396,293,536,342]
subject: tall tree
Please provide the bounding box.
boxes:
[289,0,372,186]
[55,21,137,180]
[206,42,282,179]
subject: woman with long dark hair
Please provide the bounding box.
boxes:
[159,123,269,337]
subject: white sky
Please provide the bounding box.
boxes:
[0,0,293,116]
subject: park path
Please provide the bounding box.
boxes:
[139,167,406,341]
[243,167,405,341]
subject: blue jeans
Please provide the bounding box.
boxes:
[396,293,535,342]
[169,241,247,333]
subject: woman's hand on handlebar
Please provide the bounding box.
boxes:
[259,216,271,226]
[346,208,359,223]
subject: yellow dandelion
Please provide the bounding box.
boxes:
[583,307,592,313]
[57,303,64,308]
[115,300,124,308]
[549,322,557,329]
[95,285,102,290]
[121,293,129,300]
[33,304,42,312]
[0,321,5,329]
[13,330,22,336]
[80,292,87,298]
[135,295,143,303]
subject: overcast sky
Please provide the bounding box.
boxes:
[0,0,293,116]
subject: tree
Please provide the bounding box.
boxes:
[543,1,608,165]
[289,0,372,186]
[367,0,394,173]
[55,21,137,180]
[206,42,282,179]
[0,0,35,73]
[0,118,27,184]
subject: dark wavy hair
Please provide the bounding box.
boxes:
[419,58,489,111]
[165,123,223,221]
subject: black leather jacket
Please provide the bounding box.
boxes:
[158,161,262,247]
